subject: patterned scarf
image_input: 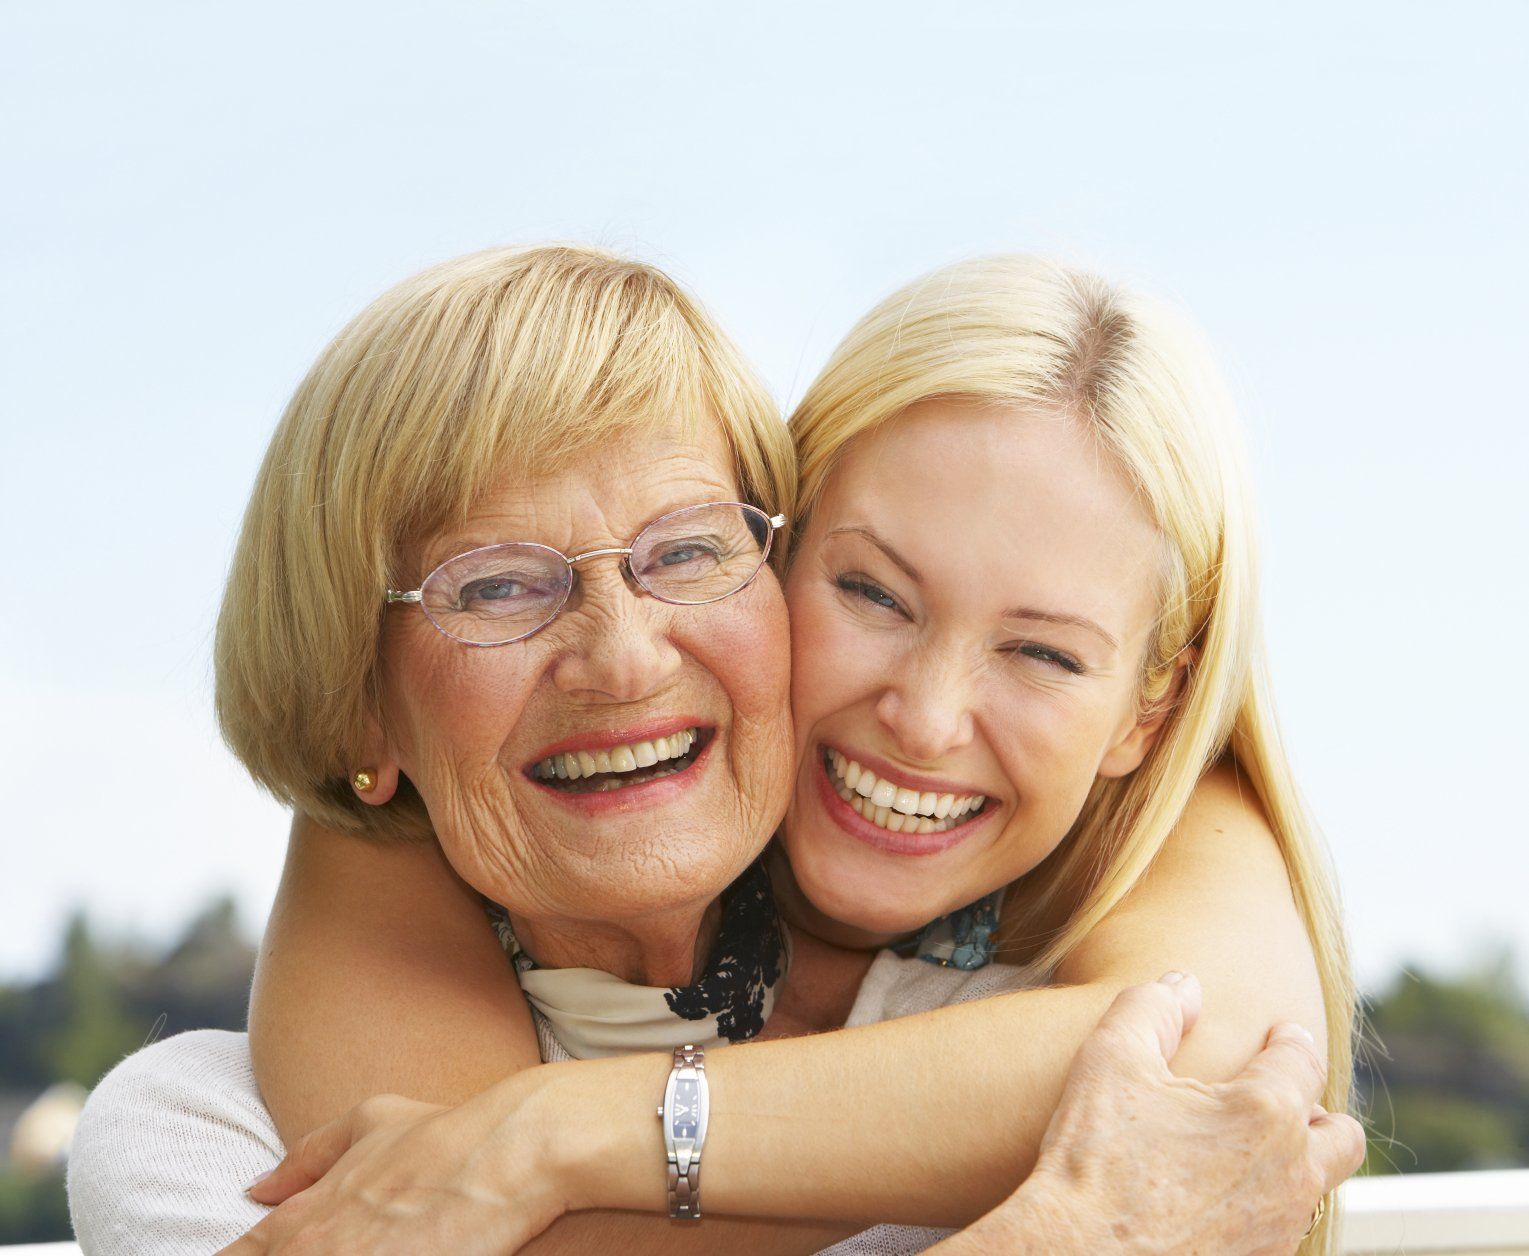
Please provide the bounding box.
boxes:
[484,859,789,1059]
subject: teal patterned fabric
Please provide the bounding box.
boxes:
[901,889,1004,970]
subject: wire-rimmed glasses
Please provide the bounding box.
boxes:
[386,502,786,647]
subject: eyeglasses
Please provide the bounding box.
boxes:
[386,502,786,647]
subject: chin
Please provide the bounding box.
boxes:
[789,841,958,937]
[618,836,762,904]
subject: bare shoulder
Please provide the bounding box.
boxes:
[1146,760,1290,887]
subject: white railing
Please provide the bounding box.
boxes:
[1342,1169,1529,1253]
[8,1169,1529,1255]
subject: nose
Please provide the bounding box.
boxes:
[873,644,976,764]
[548,564,682,702]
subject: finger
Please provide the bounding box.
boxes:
[1307,1110,1367,1193]
[247,1110,361,1204]
[1235,1022,1328,1108]
[1077,972,1203,1077]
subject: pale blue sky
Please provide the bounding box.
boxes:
[3,0,1526,987]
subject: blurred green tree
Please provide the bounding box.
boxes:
[1359,949,1529,1173]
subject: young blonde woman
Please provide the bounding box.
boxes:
[74,248,1357,1254]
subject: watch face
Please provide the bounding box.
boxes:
[672,1077,699,1138]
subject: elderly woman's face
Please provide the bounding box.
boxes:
[373,417,793,928]
[782,398,1167,936]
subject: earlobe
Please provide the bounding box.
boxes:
[351,762,400,805]
[353,710,402,805]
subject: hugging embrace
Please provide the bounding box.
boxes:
[69,247,1364,1255]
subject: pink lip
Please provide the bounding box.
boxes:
[822,743,989,801]
[815,753,995,857]
[526,717,710,766]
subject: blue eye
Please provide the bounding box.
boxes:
[657,543,714,567]
[835,575,902,613]
[469,579,524,601]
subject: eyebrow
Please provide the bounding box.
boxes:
[825,525,925,585]
[827,524,1119,651]
[1001,608,1119,652]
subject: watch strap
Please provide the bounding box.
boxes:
[664,1043,705,1219]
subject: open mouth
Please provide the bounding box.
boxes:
[823,746,988,834]
[529,727,712,794]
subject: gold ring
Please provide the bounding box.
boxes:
[1302,1194,1327,1240]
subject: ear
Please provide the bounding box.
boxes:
[1097,649,1196,780]
[351,709,402,806]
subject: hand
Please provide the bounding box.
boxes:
[933,973,1365,1255]
[219,1083,568,1255]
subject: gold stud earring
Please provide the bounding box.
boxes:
[352,770,376,793]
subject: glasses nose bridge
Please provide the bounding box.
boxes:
[565,545,643,598]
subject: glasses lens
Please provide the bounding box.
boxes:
[420,544,571,644]
[630,504,773,605]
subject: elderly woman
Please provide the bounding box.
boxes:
[69,246,1360,1254]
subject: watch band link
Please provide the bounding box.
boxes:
[664,1043,705,1220]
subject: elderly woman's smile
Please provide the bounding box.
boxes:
[368,416,794,983]
[526,721,709,796]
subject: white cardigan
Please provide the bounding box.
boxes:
[67,952,1041,1255]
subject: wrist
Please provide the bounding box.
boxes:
[981,1173,1106,1255]
[503,1055,673,1215]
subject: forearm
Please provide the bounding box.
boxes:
[251,816,542,1143]
[523,1212,856,1256]
[518,985,1122,1229]
[527,946,1313,1232]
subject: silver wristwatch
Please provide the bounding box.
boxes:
[657,1043,708,1219]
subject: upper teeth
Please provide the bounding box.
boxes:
[533,728,698,780]
[827,748,986,822]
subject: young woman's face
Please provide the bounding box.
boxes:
[782,398,1169,937]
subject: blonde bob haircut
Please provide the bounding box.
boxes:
[790,255,1354,1255]
[216,244,795,841]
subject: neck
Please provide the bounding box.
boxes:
[510,896,724,987]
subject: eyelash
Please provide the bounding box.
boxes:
[833,574,1085,675]
[835,574,903,614]
[1003,643,1086,676]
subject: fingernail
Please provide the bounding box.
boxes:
[1159,970,1187,986]
[246,1169,274,1193]
[1274,1023,1315,1045]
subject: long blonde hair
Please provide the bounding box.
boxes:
[791,255,1354,1253]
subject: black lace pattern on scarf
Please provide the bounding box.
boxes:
[662,859,785,1042]
[484,858,786,1045]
